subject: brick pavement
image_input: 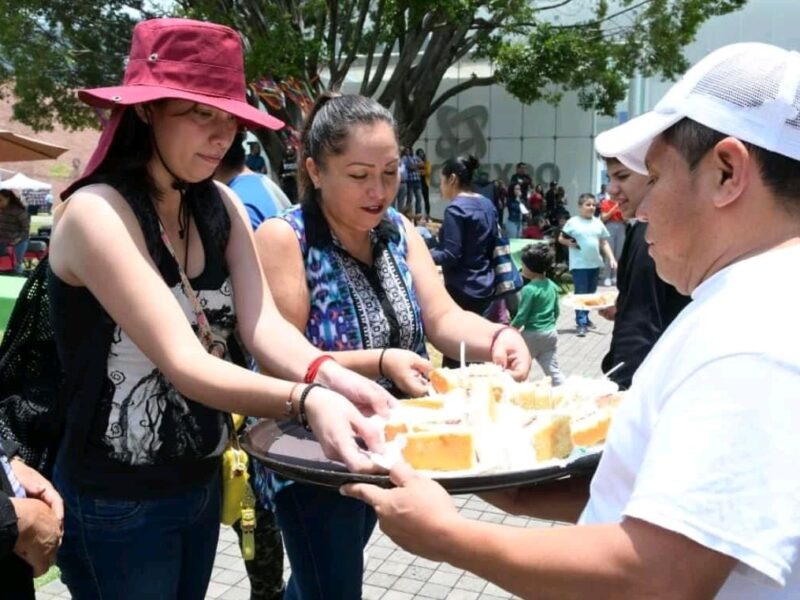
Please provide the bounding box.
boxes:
[36,286,614,600]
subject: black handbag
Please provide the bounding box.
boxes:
[0,258,63,477]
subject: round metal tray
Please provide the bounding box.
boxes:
[241,420,601,494]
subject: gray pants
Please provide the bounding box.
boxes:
[522,329,564,385]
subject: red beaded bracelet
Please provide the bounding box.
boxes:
[304,355,336,384]
[490,326,515,354]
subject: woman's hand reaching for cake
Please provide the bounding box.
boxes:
[491,327,531,381]
[380,349,432,397]
[304,385,386,473]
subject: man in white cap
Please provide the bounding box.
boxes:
[342,42,800,599]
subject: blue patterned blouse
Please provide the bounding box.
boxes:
[253,201,428,504]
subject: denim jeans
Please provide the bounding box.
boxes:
[505,220,521,239]
[1,239,27,274]
[571,267,600,327]
[274,481,377,600]
[54,468,221,600]
[406,180,424,215]
[395,182,408,212]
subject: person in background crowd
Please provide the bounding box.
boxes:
[521,215,545,240]
[597,154,689,389]
[415,214,436,248]
[505,183,524,238]
[245,141,268,174]
[254,94,531,599]
[598,193,626,286]
[472,169,500,211]
[559,193,616,337]
[48,19,392,599]
[528,184,545,216]
[1,438,63,600]
[0,190,30,274]
[550,213,570,265]
[511,243,564,385]
[402,146,424,219]
[432,155,509,368]
[597,182,609,202]
[342,41,800,600]
[544,180,558,215]
[395,152,408,213]
[494,179,507,227]
[509,162,533,199]
[215,132,291,229]
[280,146,299,203]
[415,148,431,218]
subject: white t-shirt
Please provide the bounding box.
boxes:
[580,243,800,598]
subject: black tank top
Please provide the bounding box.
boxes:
[49,191,240,499]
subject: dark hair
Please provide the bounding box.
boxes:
[299,93,397,205]
[521,243,554,274]
[85,104,230,262]
[0,189,25,211]
[415,148,426,160]
[578,193,596,206]
[516,162,526,169]
[662,117,800,217]
[219,132,246,173]
[441,155,479,190]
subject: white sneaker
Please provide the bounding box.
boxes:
[603,278,612,287]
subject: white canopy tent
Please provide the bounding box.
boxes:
[0,173,51,191]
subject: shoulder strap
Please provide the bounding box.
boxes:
[156,220,215,353]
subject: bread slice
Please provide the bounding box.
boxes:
[401,426,476,471]
[531,414,573,461]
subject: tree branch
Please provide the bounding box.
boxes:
[428,75,496,117]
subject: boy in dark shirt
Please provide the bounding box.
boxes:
[598,156,691,389]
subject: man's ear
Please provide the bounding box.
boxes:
[305,156,321,189]
[708,137,750,209]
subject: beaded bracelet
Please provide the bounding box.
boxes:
[298,383,325,431]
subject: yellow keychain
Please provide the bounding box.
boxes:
[239,485,257,561]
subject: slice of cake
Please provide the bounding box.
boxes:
[400,426,476,471]
[530,413,573,461]
[429,368,461,393]
[571,408,613,447]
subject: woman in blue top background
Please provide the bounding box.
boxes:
[255,95,531,599]
[559,193,617,337]
[431,155,501,367]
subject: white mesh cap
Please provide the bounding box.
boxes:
[595,43,800,174]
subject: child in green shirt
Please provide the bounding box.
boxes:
[511,244,564,385]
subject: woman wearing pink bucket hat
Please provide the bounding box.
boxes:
[47,18,393,599]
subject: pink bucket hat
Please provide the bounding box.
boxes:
[64,18,283,199]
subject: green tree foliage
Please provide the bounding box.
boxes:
[0,0,747,152]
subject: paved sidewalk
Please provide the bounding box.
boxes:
[37,290,614,600]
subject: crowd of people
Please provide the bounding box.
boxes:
[1,15,799,600]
